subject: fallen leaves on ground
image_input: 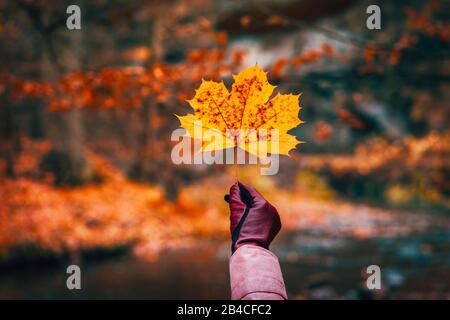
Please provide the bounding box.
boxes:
[0,151,229,262]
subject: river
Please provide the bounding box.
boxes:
[1,219,449,299]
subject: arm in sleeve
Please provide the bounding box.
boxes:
[229,244,287,300]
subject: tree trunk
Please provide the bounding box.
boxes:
[41,26,91,185]
[0,94,21,178]
[133,10,165,181]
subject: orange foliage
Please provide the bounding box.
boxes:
[291,43,336,67]
[363,45,379,64]
[362,2,449,67]
[123,46,152,62]
[266,15,283,26]
[302,132,450,178]
[336,107,364,129]
[1,48,245,112]
[0,140,229,260]
[214,32,229,45]
[240,15,251,28]
[270,58,287,79]
[313,121,333,142]
[404,2,450,41]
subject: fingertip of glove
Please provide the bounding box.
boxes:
[229,183,239,195]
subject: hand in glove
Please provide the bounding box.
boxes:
[225,182,281,253]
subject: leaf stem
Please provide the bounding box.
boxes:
[234,136,238,182]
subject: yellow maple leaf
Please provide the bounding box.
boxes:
[176,64,303,172]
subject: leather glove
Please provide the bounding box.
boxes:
[225,182,281,253]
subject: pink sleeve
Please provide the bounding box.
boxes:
[229,244,288,300]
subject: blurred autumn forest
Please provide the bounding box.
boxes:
[0,0,449,299]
